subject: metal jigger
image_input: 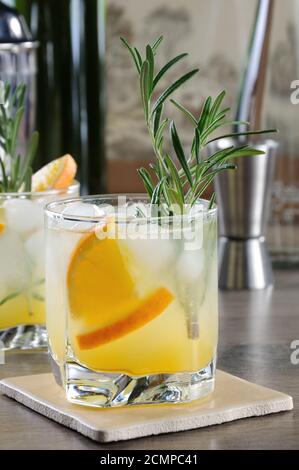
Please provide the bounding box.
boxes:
[214,139,278,289]
[214,0,277,290]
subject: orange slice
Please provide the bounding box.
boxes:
[32,154,77,191]
[67,232,137,325]
[77,287,174,350]
[67,232,174,350]
[0,222,5,234]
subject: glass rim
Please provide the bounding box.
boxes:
[45,193,217,224]
[0,181,80,199]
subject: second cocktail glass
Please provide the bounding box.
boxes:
[0,183,79,350]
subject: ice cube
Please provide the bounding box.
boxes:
[176,249,204,283]
[24,230,45,281]
[123,222,176,272]
[62,202,105,218]
[61,202,106,231]
[0,228,30,294]
[3,199,43,236]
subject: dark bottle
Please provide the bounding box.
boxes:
[13,0,106,193]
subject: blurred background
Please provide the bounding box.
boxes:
[2,0,299,266]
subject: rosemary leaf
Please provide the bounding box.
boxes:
[134,47,143,69]
[0,157,8,191]
[167,187,183,208]
[149,163,161,182]
[152,35,164,53]
[206,128,278,145]
[170,99,197,126]
[170,121,192,186]
[146,45,155,95]
[10,106,24,156]
[24,166,33,192]
[151,178,165,205]
[198,96,212,133]
[137,168,155,198]
[164,153,185,207]
[120,37,141,73]
[209,90,226,123]
[19,131,39,187]
[13,83,26,108]
[201,119,249,143]
[154,118,168,151]
[208,192,216,210]
[4,83,10,102]
[191,167,235,206]
[152,53,188,90]
[140,60,150,120]
[194,128,201,164]
[11,154,21,190]
[151,69,199,117]
[153,104,164,136]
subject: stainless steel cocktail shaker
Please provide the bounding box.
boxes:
[0,1,38,145]
[214,0,278,290]
[214,139,278,289]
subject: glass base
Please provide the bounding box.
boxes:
[49,350,63,386]
[64,358,216,408]
[0,325,47,351]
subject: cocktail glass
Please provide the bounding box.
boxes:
[0,182,79,351]
[45,195,218,407]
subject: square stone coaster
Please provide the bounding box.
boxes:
[0,370,293,443]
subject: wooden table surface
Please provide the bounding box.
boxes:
[0,269,298,450]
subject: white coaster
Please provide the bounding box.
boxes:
[0,370,293,443]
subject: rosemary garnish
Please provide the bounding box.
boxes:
[122,36,277,340]
[121,36,276,212]
[0,83,39,193]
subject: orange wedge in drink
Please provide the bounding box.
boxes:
[0,222,5,234]
[32,154,77,192]
[77,287,174,350]
[67,232,174,350]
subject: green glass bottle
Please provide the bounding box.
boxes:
[13,0,106,193]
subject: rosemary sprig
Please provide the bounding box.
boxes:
[121,36,277,212]
[122,36,277,340]
[0,83,39,193]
